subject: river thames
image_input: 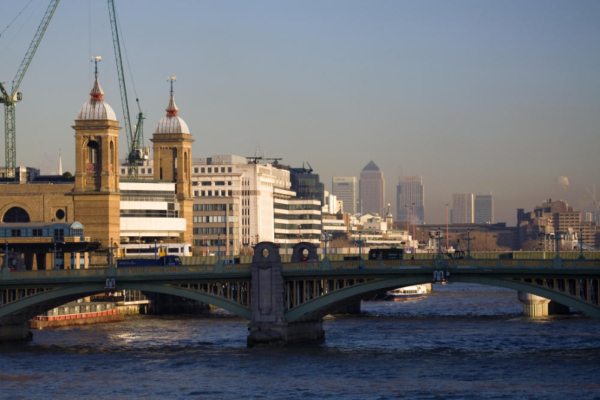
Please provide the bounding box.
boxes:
[1,283,599,399]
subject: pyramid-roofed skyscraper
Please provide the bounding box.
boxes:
[359,160,385,216]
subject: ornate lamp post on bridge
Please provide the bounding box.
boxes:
[578,228,586,260]
[354,233,365,269]
[445,204,449,252]
[49,241,64,270]
[106,237,118,268]
[554,232,562,259]
[321,231,330,261]
[217,233,221,263]
[3,241,9,271]
[242,234,249,256]
[465,228,473,259]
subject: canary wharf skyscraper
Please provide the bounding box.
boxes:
[359,161,385,216]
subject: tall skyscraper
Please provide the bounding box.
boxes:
[332,177,358,214]
[359,161,385,216]
[474,194,494,224]
[397,176,425,223]
[452,193,474,223]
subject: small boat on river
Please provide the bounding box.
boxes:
[368,285,428,301]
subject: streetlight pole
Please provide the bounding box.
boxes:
[50,241,63,270]
[578,229,585,260]
[322,231,330,261]
[106,237,118,268]
[445,204,449,252]
[4,241,8,270]
[405,205,409,245]
[466,228,472,259]
[217,233,221,263]
[357,233,364,269]
[412,203,416,253]
[437,230,442,258]
[352,233,365,269]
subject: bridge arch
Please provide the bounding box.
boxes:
[285,275,600,323]
[0,283,251,325]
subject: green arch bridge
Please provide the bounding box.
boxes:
[1,242,599,345]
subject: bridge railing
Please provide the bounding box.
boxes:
[0,263,254,281]
[282,258,600,270]
[2,259,598,281]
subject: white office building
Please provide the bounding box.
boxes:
[332,177,358,214]
[453,193,474,223]
[119,180,187,242]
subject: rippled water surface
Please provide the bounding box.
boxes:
[1,284,599,399]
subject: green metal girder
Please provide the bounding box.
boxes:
[0,283,252,322]
[284,275,600,323]
[121,283,252,320]
[285,276,429,322]
[452,276,600,321]
[0,284,105,321]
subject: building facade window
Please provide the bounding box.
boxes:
[54,229,64,242]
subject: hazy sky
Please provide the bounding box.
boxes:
[1,0,599,225]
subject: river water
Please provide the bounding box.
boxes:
[1,283,599,399]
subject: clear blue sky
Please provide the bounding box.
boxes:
[1,0,599,225]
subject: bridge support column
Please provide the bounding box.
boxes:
[247,242,325,347]
[518,291,550,317]
[0,322,32,342]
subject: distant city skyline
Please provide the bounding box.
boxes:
[1,0,598,225]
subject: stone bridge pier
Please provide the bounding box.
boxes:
[247,242,325,346]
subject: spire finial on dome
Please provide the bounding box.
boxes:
[166,76,178,116]
[90,56,104,101]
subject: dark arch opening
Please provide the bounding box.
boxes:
[87,141,99,164]
[110,141,115,167]
[3,207,30,223]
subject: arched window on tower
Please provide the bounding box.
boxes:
[173,148,178,181]
[109,141,114,172]
[87,141,100,172]
[184,152,188,180]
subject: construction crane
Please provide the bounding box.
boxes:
[0,0,60,178]
[107,0,146,178]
